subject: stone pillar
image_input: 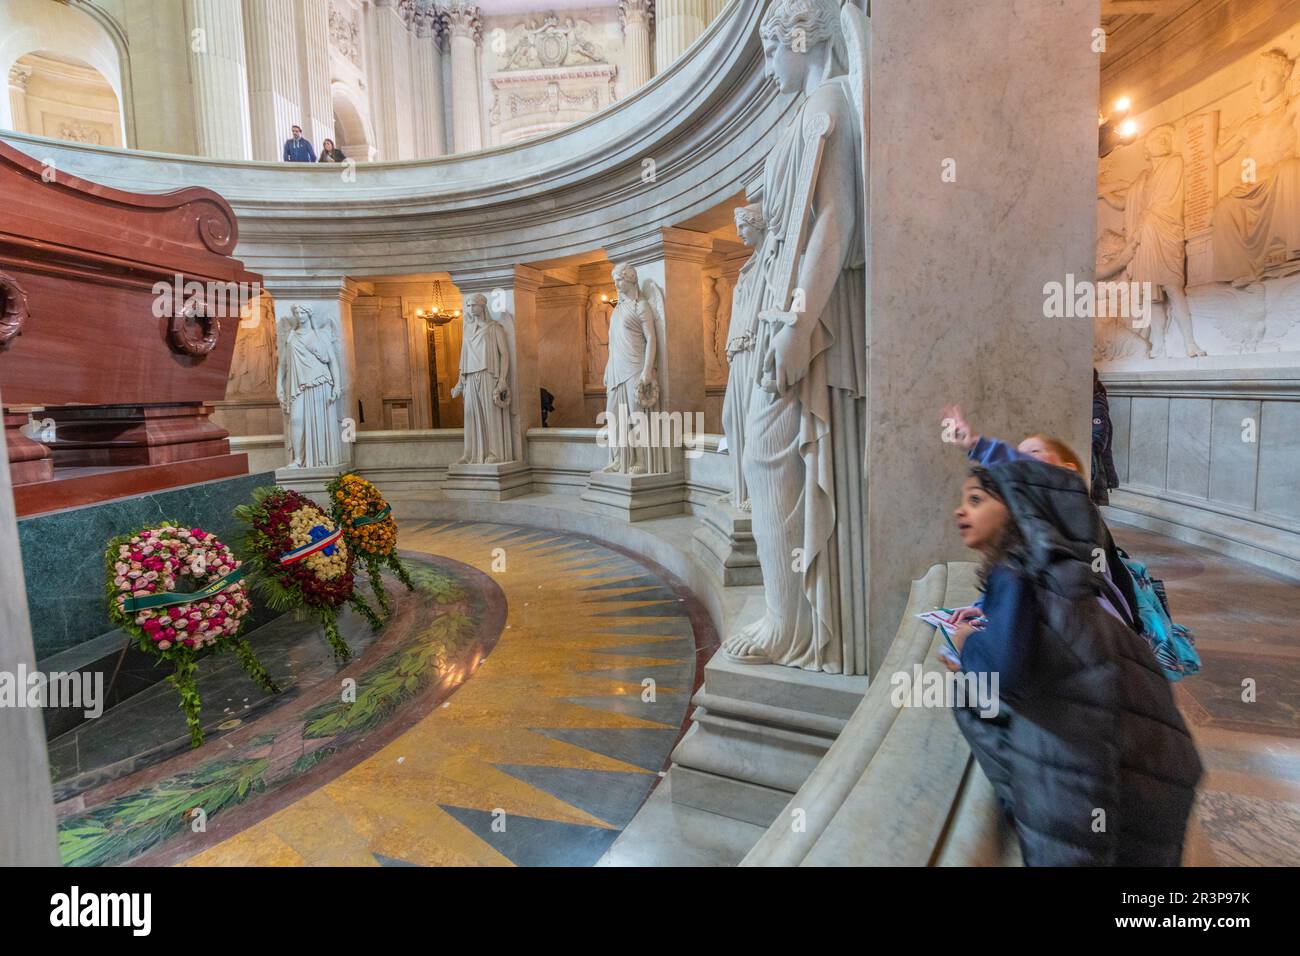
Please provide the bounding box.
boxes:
[655,0,707,74]
[266,276,361,498]
[413,5,447,157]
[365,0,413,161]
[619,0,654,93]
[243,0,304,161]
[0,386,59,866]
[442,265,542,499]
[863,0,1098,673]
[296,0,335,150]
[6,65,31,134]
[443,3,483,153]
[184,0,254,160]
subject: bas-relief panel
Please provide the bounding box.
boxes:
[1096,27,1300,371]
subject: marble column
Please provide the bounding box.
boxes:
[184,0,253,160]
[654,0,707,74]
[0,386,59,865]
[619,0,654,93]
[243,0,304,161]
[295,0,335,150]
[365,0,414,161]
[6,65,31,134]
[863,0,1098,673]
[412,4,446,157]
[443,3,483,153]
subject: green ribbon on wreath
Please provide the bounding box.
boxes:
[352,505,392,528]
[122,565,246,613]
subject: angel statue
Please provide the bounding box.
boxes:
[451,292,515,465]
[722,0,869,675]
[600,261,668,476]
[721,203,775,511]
[277,304,346,469]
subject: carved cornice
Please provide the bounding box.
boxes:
[7,64,32,91]
[619,0,655,31]
[441,2,482,44]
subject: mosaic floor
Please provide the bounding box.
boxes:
[53,520,713,867]
[1112,527,1300,867]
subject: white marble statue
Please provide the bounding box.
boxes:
[722,0,869,674]
[721,203,773,511]
[451,292,515,464]
[277,304,346,469]
[1098,125,1206,357]
[600,262,668,476]
[1210,49,1300,285]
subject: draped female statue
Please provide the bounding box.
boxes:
[722,0,869,674]
[277,304,345,469]
[451,292,516,465]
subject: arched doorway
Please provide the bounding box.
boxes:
[6,51,124,147]
[330,82,375,162]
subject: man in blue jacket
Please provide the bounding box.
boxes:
[283,125,316,162]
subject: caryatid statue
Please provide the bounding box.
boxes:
[721,203,773,511]
[600,262,668,476]
[722,0,869,675]
[1098,124,1206,357]
[451,292,515,465]
[277,304,346,469]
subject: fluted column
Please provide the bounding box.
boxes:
[365,0,412,161]
[243,0,304,161]
[654,0,706,73]
[6,65,31,134]
[296,0,334,150]
[442,3,483,153]
[184,0,253,160]
[619,0,654,93]
[412,3,446,157]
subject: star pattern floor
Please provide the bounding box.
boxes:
[184,519,715,867]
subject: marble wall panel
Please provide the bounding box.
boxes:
[1167,397,1212,499]
[1209,398,1262,510]
[1257,400,1300,522]
[1128,397,1170,490]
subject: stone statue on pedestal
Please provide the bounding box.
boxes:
[600,262,668,476]
[451,292,515,465]
[1210,49,1300,286]
[1098,125,1207,357]
[277,304,346,469]
[722,0,869,674]
[721,203,772,511]
[229,291,279,397]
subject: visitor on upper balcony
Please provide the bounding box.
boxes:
[318,139,346,164]
[283,125,316,163]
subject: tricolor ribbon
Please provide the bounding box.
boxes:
[279,525,343,565]
[122,566,246,613]
[352,505,392,528]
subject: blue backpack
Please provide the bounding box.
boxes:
[1118,553,1200,681]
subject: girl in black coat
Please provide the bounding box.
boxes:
[946,461,1201,865]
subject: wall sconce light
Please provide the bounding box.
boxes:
[1099,96,1138,158]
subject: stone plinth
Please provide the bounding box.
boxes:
[581,468,685,521]
[669,651,868,827]
[692,494,760,586]
[274,462,347,506]
[443,460,533,501]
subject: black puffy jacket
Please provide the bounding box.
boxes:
[954,460,1202,866]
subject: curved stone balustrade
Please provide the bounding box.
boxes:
[0,1,784,279]
[741,561,1022,867]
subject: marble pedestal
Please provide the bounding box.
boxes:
[669,650,869,827]
[692,495,761,586]
[275,462,347,507]
[443,460,533,501]
[580,469,685,521]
